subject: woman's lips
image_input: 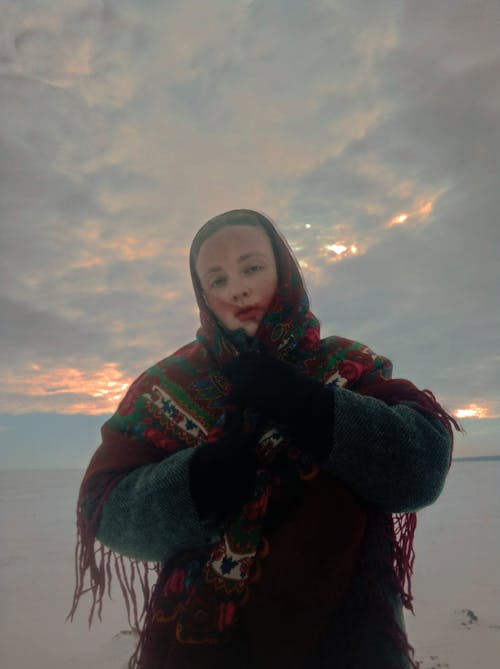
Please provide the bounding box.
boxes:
[235,306,262,321]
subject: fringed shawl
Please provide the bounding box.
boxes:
[69,209,459,669]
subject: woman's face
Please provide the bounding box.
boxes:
[195,224,278,337]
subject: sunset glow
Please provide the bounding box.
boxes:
[387,197,437,229]
[5,363,134,415]
[417,200,434,217]
[454,404,489,419]
[322,242,360,263]
[389,213,409,227]
[325,244,348,255]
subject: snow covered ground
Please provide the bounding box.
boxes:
[0,460,498,668]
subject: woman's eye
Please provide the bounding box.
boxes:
[208,277,226,288]
[245,265,263,274]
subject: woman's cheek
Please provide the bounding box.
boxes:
[206,292,238,319]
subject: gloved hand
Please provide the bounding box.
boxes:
[223,351,335,463]
[224,351,323,423]
[189,409,259,523]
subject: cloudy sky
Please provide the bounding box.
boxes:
[1,0,499,467]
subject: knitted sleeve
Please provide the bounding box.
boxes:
[95,447,224,563]
[323,387,452,513]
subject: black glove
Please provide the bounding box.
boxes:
[189,409,258,523]
[223,351,335,462]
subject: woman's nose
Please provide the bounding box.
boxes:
[232,283,251,301]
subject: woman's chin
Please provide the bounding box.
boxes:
[240,321,259,337]
[228,319,259,337]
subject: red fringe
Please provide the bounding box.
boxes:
[378,511,421,669]
[392,512,417,612]
[67,491,160,635]
[127,568,169,669]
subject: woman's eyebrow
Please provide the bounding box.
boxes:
[205,267,223,276]
[237,252,267,263]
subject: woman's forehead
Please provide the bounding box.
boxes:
[195,225,273,272]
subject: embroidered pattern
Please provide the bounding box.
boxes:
[257,427,285,460]
[210,535,255,582]
[144,385,208,441]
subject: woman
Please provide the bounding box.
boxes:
[70,209,459,669]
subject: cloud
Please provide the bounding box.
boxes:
[0,362,133,415]
[0,0,498,428]
[308,226,499,413]
[0,295,109,357]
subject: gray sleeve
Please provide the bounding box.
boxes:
[96,447,224,562]
[323,387,452,513]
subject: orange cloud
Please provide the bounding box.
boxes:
[454,403,490,419]
[105,235,160,261]
[325,243,348,255]
[322,242,360,263]
[72,256,105,269]
[388,213,409,227]
[387,195,438,228]
[416,199,434,217]
[6,363,134,415]
[163,290,180,300]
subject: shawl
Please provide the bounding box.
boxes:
[69,209,459,669]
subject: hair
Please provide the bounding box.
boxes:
[189,209,279,296]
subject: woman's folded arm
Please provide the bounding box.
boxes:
[322,387,452,513]
[92,447,223,563]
